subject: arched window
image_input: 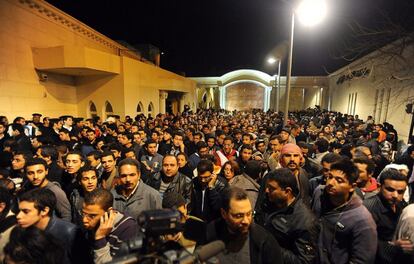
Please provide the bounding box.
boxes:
[89,101,97,118]
[137,102,144,113]
[104,101,114,119]
[148,102,154,117]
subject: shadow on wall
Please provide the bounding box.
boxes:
[38,71,77,104]
[74,74,118,102]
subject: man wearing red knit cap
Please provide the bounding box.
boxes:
[279,143,311,205]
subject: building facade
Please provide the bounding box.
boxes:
[328,38,414,142]
[0,0,197,120]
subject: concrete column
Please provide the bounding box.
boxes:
[179,93,188,112]
[159,91,168,114]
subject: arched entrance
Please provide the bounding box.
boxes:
[225,81,266,111]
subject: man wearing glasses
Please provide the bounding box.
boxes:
[82,188,138,264]
[190,159,228,223]
[204,187,283,264]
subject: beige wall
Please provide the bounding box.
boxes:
[0,0,196,121]
[0,0,78,118]
[329,43,414,142]
[122,57,196,117]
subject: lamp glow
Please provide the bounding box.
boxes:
[296,0,327,27]
[267,57,276,64]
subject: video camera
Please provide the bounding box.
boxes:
[107,209,224,264]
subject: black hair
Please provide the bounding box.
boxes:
[215,130,225,137]
[106,123,117,131]
[4,226,64,264]
[77,165,97,182]
[24,158,48,172]
[173,131,185,139]
[330,157,358,184]
[19,189,56,216]
[177,152,188,161]
[14,151,33,163]
[0,187,12,219]
[240,144,253,152]
[40,145,58,161]
[196,141,208,151]
[315,138,329,153]
[321,153,342,164]
[101,150,115,159]
[162,191,186,209]
[11,123,25,134]
[266,168,299,196]
[86,150,102,160]
[223,136,234,143]
[64,150,85,163]
[244,160,262,180]
[379,168,407,185]
[108,143,123,152]
[222,160,241,176]
[297,141,309,150]
[84,188,113,211]
[242,133,253,140]
[353,157,376,176]
[197,159,214,175]
[255,140,266,149]
[118,158,140,171]
[145,139,157,148]
[222,187,249,212]
[58,128,70,135]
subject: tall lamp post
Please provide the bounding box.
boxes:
[267,57,282,112]
[283,0,327,125]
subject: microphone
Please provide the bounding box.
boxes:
[179,240,225,264]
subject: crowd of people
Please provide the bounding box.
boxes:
[0,107,413,264]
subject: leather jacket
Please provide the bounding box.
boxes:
[265,199,319,264]
[147,171,192,203]
[190,176,228,222]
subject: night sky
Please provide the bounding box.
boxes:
[46,0,414,77]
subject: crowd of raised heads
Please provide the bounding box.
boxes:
[0,106,413,264]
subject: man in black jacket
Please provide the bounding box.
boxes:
[147,155,192,203]
[264,168,319,264]
[16,189,90,264]
[363,168,413,263]
[205,187,282,264]
[190,159,228,223]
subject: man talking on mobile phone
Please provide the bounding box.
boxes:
[82,188,138,264]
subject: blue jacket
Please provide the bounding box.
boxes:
[312,187,377,264]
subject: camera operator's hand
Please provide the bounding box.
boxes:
[164,232,182,242]
[95,210,116,240]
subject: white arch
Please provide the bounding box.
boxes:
[220,69,273,86]
[222,80,272,111]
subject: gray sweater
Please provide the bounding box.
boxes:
[45,181,72,222]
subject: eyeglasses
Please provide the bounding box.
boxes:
[80,211,100,220]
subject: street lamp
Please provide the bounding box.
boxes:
[283,0,327,125]
[267,57,282,112]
